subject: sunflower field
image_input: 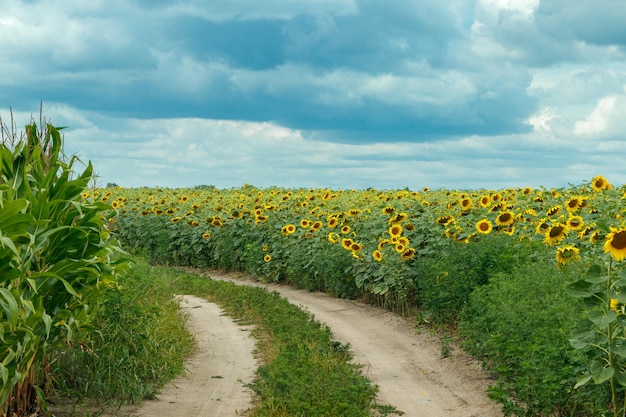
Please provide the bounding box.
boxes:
[102,176,626,416]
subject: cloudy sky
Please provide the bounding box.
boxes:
[1,0,625,190]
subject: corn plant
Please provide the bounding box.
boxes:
[0,117,129,416]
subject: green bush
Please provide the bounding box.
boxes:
[54,261,194,404]
[460,259,609,416]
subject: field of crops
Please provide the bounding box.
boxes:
[4,119,626,416]
[105,177,626,416]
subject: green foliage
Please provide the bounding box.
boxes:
[460,260,608,416]
[415,236,543,323]
[0,119,130,415]
[54,260,194,404]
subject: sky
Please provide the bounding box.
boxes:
[1,0,625,191]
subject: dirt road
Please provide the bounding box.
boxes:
[205,270,503,417]
[97,270,502,417]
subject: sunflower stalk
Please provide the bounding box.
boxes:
[567,256,626,417]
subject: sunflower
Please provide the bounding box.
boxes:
[328,232,340,244]
[461,198,472,210]
[202,232,211,239]
[565,196,582,212]
[591,175,612,191]
[389,212,408,224]
[395,243,406,253]
[341,225,351,234]
[495,211,515,227]
[389,224,403,237]
[211,218,224,227]
[378,239,390,250]
[171,216,182,223]
[604,227,626,261]
[264,255,272,262]
[436,215,454,226]
[372,250,383,262]
[546,206,561,217]
[300,219,311,228]
[312,221,323,231]
[328,217,339,228]
[81,191,90,199]
[566,215,584,231]
[382,206,395,215]
[262,244,268,251]
[522,187,532,195]
[544,223,568,245]
[348,208,362,216]
[555,245,580,265]
[479,195,491,208]
[397,236,410,246]
[342,238,354,250]
[350,242,362,252]
[476,219,493,235]
[610,299,620,314]
[282,224,296,236]
[111,200,121,209]
[401,247,416,261]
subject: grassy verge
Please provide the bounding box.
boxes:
[52,258,400,416]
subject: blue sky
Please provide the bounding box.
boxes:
[1,0,625,190]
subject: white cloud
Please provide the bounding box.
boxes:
[574,96,618,136]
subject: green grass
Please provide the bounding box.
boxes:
[52,258,401,416]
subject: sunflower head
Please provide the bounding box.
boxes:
[476,219,493,235]
[389,224,403,237]
[342,238,354,250]
[556,245,580,266]
[264,254,272,262]
[372,250,383,262]
[604,227,626,261]
[401,247,416,261]
[591,175,612,192]
[495,211,515,227]
[544,223,568,245]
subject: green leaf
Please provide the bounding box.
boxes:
[588,310,617,329]
[574,373,592,389]
[0,288,19,331]
[566,279,597,298]
[591,361,615,384]
[611,342,626,359]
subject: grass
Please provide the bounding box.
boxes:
[51,257,401,416]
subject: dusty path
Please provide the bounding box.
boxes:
[85,270,502,417]
[205,270,503,417]
[129,295,257,417]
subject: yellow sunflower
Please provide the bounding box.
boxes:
[171,216,182,223]
[282,224,296,236]
[591,175,612,191]
[476,219,493,235]
[495,211,515,227]
[461,198,472,211]
[312,221,323,231]
[382,206,395,215]
[401,247,416,261]
[555,245,580,265]
[264,254,272,262]
[328,232,340,244]
[565,196,582,212]
[372,250,383,262]
[342,238,354,250]
[378,239,390,251]
[479,195,491,208]
[436,215,454,226]
[544,223,568,245]
[389,224,403,237]
[300,219,311,228]
[202,232,211,239]
[341,225,351,234]
[604,227,626,261]
[566,215,584,231]
[328,217,339,228]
